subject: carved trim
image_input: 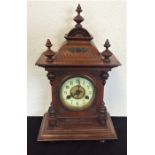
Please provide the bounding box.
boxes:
[47,72,56,85]
[100,71,109,85]
[97,103,107,126]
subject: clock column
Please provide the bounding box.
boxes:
[98,39,113,125]
[44,39,58,126]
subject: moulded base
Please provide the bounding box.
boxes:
[37,113,117,141]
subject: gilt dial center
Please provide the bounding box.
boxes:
[70,85,85,99]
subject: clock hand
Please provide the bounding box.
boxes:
[77,85,80,92]
[71,91,77,97]
[77,79,81,86]
[76,89,82,97]
[79,79,81,86]
[71,89,82,98]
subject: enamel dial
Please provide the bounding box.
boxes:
[60,76,96,111]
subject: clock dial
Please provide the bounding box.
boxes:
[60,76,96,111]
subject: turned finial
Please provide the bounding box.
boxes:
[74,4,84,28]
[44,39,55,62]
[76,4,82,14]
[104,39,111,49]
[101,39,113,63]
[45,39,52,49]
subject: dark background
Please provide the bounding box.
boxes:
[27,117,127,155]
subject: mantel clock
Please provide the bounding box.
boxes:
[36,4,121,141]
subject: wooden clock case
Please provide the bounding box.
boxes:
[36,4,121,141]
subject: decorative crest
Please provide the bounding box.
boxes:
[44,39,55,62]
[101,39,113,63]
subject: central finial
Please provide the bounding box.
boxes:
[64,4,93,40]
[74,4,84,28]
[76,4,82,14]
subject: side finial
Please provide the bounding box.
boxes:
[45,39,52,49]
[44,39,55,62]
[104,39,111,49]
[74,4,84,28]
[101,39,113,63]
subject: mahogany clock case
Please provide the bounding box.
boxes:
[35,4,121,141]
